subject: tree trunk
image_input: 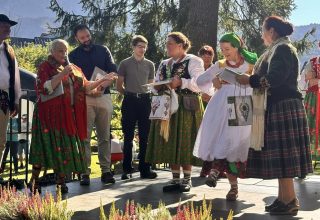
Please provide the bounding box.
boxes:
[183,0,220,59]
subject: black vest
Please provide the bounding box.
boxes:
[3,42,16,111]
[160,59,191,80]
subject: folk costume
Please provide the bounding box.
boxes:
[300,56,320,161]
[193,33,257,178]
[146,54,204,166]
[246,36,313,179]
[29,56,87,175]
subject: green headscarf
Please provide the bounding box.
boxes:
[219,33,258,64]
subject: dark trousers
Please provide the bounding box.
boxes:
[1,141,19,172]
[121,95,151,173]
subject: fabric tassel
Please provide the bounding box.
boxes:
[160,119,170,142]
[250,89,266,150]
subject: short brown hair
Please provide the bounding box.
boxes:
[132,35,148,46]
[264,16,294,37]
[168,32,191,52]
[198,45,214,56]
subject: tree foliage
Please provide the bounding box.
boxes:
[48,0,316,63]
[13,43,48,73]
[219,0,296,54]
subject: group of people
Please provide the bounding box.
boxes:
[0,13,316,216]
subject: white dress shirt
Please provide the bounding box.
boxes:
[0,42,21,104]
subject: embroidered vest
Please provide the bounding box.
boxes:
[160,59,191,80]
[3,42,16,111]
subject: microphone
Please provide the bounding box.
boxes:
[64,55,70,65]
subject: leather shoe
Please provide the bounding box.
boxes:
[163,180,180,192]
[101,172,115,184]
[265,198,281,212]
[57,184,69,194]
[121,173,132,180]
[180,179,192,192]
[80,175,90,186]
[140,171,157,179]
[270,198,299,216]
[205,169,219,187]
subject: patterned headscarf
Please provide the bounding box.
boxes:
[220,33,258,64]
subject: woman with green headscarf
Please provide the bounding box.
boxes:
[193,33,257,201]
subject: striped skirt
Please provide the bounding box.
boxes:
[246,98,313,179]
[146,94,203,166]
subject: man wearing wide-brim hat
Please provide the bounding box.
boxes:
[0,14,21,181]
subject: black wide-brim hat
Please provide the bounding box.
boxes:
[0,14,18,26]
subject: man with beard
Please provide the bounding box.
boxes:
[69,24,117,185]
[0,14,21,183]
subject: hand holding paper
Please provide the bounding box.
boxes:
[236,73,250,85]
[99,72,118,88]
[169,75,182,89]
[218,68,243,85]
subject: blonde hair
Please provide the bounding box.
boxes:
[50,39,69,53]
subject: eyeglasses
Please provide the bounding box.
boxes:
[135,45,147,49]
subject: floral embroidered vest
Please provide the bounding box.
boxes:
[159,59,191,81]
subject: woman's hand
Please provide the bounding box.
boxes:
[61,64,73,76]
[170,75,182,89]
[201,93,211,103]
[236,74,250,85]
[103,72,118,82]
[99,72,118,88]
[212,77,222,89]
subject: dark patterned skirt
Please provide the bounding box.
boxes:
[246,98,313,179]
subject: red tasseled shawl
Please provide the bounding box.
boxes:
[36,57,88,140]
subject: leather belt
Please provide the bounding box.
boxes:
[124,91,150,98]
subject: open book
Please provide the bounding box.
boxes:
[40,82,64,102]
[218,68,242,85]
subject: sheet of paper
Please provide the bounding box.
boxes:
[142,78,172,87]
[91,66,107,81]
[218,68,242,85]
